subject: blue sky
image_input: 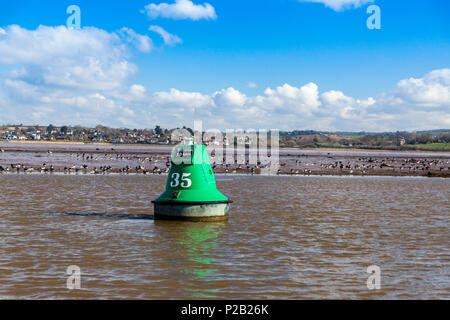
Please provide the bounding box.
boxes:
[0,0,449,130]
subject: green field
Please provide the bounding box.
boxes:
[408,143,450,151]
[334,133,363,139]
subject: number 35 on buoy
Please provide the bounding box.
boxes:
[169,172,192,188]
[152,139,232,221]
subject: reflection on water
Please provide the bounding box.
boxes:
[155,221,226,298]
[0,174,448,299]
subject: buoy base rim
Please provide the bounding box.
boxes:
[152,200,232,205]
[153,202,230,221]
[154,213,229,222]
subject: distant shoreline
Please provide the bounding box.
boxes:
[2,140,123,146]
[284,146,450,153]
[0,140,169,147]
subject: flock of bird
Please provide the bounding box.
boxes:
[283,156,450,175]
[0,151,173,175]
[211,159,274,174]
[0,149,449,176]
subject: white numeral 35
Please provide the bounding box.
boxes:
[170,173,192,188]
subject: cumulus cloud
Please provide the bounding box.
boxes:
[129,84,148,98]
[153,88,213,108]
[0,25,141,91]
[0,24,448,131]
[119,27,153,53]
[0,24,154,128]
[214,88,247,107]
[143,0,217,20]
[321,90,375,119]
[391,68,450,107]
[137,70,449,131]
[256,83,322,115]
[299,0,374,11]
[149,25,182,46]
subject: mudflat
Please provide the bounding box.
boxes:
[1,141,449,177]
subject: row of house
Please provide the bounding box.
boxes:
[2,130,42,141]
[0,126,253,145]
[0,126,171,144]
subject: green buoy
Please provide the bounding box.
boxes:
[152,139,232,221]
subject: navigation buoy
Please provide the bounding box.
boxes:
[152,139,232,221]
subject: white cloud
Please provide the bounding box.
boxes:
[153,88,213,108]
[0,25,138,91]
[299,0,374,11]
[214,87,247,107]
[119,27,153,53]
[391,68,450,107]
[149,25,182,46]
[138,71,449,131]
[248,82,258,89]
[255,83,321,116]
[129,84,148,98]
[0,25,448,131]
[143,0,217,20]
[321,90,375,120]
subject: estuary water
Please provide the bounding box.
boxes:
[0,174,448,299]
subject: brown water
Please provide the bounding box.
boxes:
[0,174,448,299]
